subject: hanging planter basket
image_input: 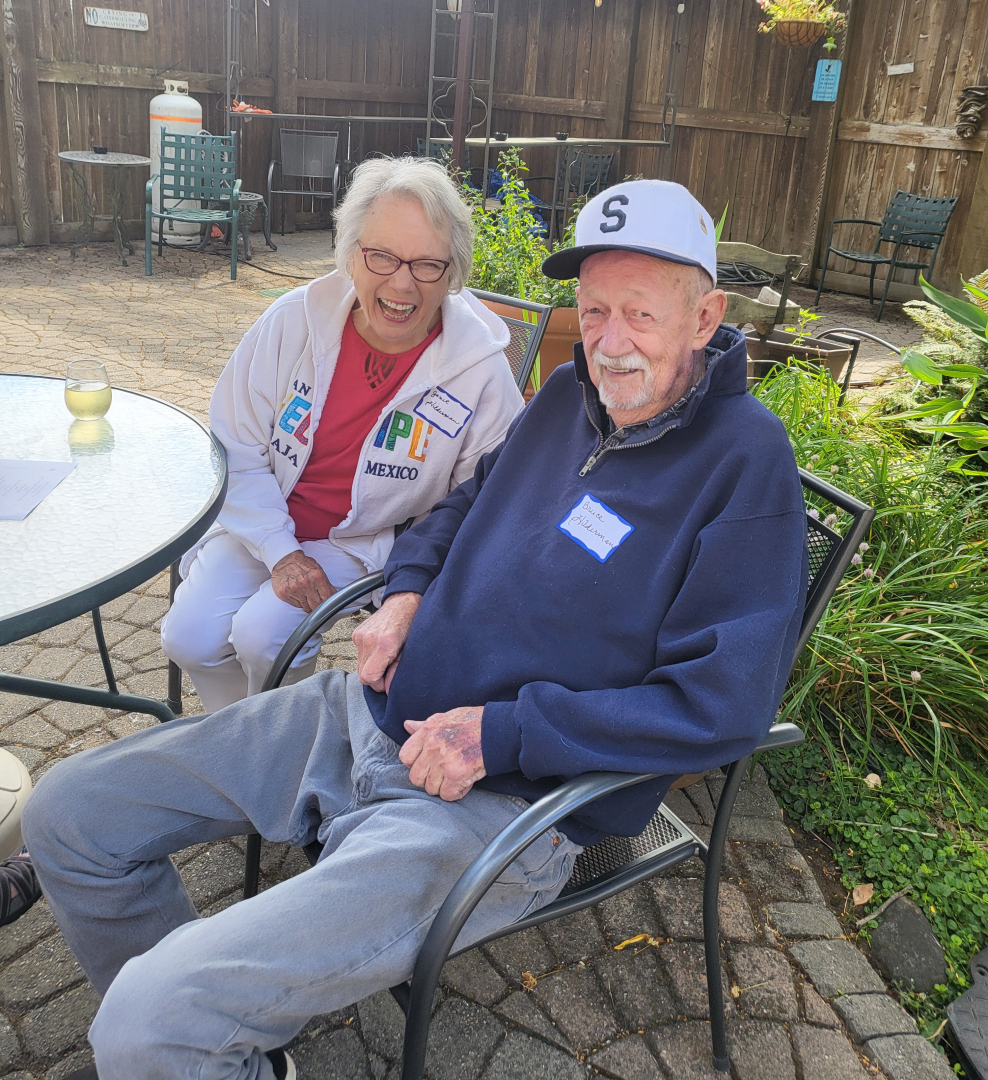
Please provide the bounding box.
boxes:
[773,19,827,47]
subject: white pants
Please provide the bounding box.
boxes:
[160,533,367,712]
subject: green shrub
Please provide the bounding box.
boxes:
[754,362,988,1029]
[463,147,578,308]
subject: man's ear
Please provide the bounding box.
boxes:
[692,289,727,351]
[575,283,581,305]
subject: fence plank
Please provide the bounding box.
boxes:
[1,0,49,243]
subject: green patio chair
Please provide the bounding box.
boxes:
[146,132,241,279]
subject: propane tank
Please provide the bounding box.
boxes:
[149,79,203,245]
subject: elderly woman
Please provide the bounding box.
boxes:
[162,156,523,711]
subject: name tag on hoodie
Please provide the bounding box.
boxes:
[414,386,473,438]
[558,494,634,562]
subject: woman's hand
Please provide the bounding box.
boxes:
[271,551,335,612]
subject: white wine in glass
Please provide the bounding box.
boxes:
[65,360,111,421]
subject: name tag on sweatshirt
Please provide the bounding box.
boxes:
[558,493,634,562]
[414,386,473,438]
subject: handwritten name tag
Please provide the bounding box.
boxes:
[558,493,634,563]
[414,386,473,439]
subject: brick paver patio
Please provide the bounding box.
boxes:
[0,237,943,1079]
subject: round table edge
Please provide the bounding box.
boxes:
[0,375,228,646]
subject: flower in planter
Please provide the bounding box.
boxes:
[756,0,847,41]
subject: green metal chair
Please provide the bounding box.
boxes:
[146,132,241,279]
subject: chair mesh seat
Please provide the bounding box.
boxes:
[150,207,233,223]
[829,249,894,264]
[562,804,694,894]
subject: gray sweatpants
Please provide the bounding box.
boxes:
[23,671,580,1080]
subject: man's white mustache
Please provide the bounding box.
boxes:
[591,348,649,374]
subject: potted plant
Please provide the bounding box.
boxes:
[463,148,582,396]
[756,0,846,50]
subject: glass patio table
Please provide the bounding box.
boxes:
[0,374,227,722]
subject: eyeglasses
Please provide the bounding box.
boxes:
[360,247,450,284]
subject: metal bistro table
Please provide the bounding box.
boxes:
[0,374,227,723]
[431,135,673,243]
[58,151,152,266]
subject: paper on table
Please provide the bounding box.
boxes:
[0,460,76,521]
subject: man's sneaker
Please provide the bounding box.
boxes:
[267,1048,297,1080]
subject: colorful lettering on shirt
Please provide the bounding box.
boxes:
[408,418,432,462]
[385,411,414,451]
[279,395,311,436]
[373,412,392,448]
[294,411,311,446]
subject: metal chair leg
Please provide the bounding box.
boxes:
[166,561,183,717]
[881,245,902,324]
[261,201,277,251]
[814,250,828,308]
[703,755,751,1073]
[244,832,262,899]
[91,608,118,695]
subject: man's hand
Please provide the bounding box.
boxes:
[354,592,422,693]
[400,706,486,801]
[271,551,335,613]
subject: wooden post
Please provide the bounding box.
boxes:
[957,146,988,285]
[603,0,643,179]
[789,3,857,283]
[451,0,476,172]
[0,0,50,246]
[272,0,299,233]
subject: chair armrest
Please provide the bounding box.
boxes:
[231,178,241,209]
[145,175,158,203]
[261,571,386,692]
[412,771,658,974]
[828,218,883,228]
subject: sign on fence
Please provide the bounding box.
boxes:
[83,7,149,31]
[812,59,841,103]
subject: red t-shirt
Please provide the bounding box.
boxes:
[287,313,441,542]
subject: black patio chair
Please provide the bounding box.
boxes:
[243,468,873,1077]
[814,189,958,322]
[267,130,340,237]
[468,288,553,393]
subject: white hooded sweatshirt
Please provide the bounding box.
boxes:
[184,271,524,579]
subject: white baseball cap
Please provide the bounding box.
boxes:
[542,179,717,284]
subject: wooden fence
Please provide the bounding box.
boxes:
[0,0,985,292]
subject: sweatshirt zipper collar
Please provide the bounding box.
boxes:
[576,353,707,477]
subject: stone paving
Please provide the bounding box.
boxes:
[0,237,949,1079]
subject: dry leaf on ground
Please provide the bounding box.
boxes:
[614,933,664,950]
[520,971,537,990]
[852,882,875,906]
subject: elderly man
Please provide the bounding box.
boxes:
[24,180,807,1080]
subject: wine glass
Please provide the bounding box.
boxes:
[65,360,112,421]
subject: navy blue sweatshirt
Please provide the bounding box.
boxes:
[365,325,807,845]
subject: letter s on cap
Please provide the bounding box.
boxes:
[600,194,629,234]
